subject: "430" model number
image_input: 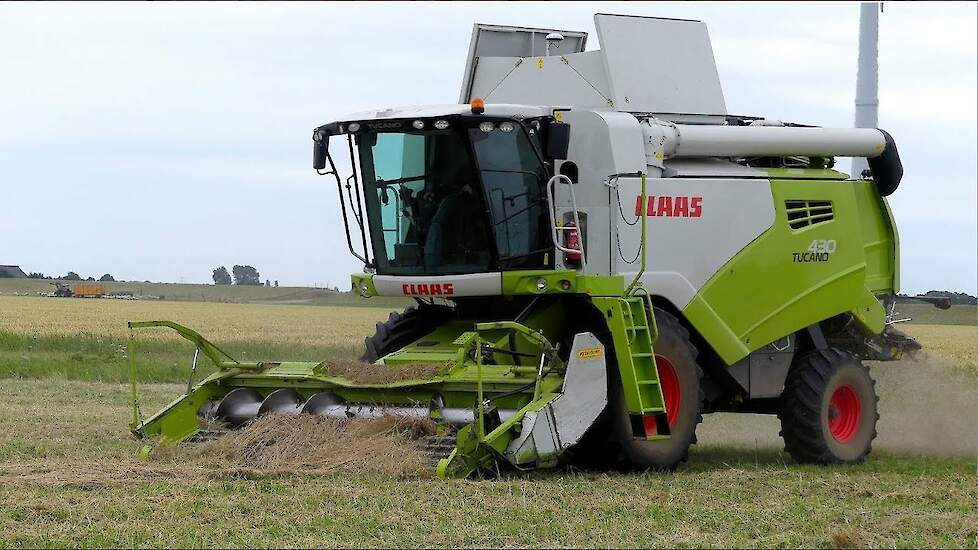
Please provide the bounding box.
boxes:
[794,239,837,263]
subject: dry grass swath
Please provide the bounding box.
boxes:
[321,360,445,384]
[152,415,437,479]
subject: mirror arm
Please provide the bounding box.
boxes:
[346,135,371,262]
[325,149,369,265]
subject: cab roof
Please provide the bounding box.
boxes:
[330,103,552,124]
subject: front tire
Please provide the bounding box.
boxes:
[360,303,454,363]
[778,348,879,464]
[607,307,704,470]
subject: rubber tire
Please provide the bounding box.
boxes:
[607,307,704,470]
[360,304,454,363]
[778,348,879,464]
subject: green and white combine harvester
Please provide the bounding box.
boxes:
[128,14,917,477]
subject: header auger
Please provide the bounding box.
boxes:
[130,13,918,477]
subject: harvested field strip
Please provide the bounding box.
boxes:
[0,378,975,547]
[0,452,974,548]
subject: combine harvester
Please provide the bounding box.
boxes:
[128,13,914,477]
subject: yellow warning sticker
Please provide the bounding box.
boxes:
[577,347,603,360]
[536,57,545,70]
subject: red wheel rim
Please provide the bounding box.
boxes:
[828,384,861,442]
[656,355,681,427]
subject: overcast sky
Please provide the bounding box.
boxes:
[1,2,975,293]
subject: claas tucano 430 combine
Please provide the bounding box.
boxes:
[128,14,915,477]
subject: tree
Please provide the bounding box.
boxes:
[99,274,115,282]
[63,272,81,281]
[212,266,232,285]
[27,272,48,279]
[232,265,261,286]
[86,276,96,281]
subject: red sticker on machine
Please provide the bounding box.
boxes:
[401,283,455,296]
[634,196,703,218]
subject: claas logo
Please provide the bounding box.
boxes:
[635,195,703,218]
[401,283,455,296]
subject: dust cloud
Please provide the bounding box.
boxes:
[697,353,977,457]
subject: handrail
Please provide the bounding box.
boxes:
[545,174,587,272]
[625,172,648,295]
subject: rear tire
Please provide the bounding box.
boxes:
[607,307,704,470]
[360,303,454,363]
[778,348,879,464]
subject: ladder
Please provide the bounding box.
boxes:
[594,295,671,440]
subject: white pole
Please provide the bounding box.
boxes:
[852,2,880,178]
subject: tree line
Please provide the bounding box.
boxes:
[21,265,273,287]
[28,272,115,282]
[212,265,273,286]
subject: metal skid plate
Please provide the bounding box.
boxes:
[505,332,608,466]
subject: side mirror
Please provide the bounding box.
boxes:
[313,131,328,170]
[545,121,570,160]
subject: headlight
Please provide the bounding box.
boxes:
[346,122,360,132]
[412,119,425,130]
[434,119,449,130]
[535,278,548,291]
[479,121,494,133]
[499,121,515,133]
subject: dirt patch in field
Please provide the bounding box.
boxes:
[155,414,437,478]
[321,360,444,384]
[699,353,977,457]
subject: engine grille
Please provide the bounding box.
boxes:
[785,200,834,229]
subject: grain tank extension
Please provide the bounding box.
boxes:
[128,14,915,476]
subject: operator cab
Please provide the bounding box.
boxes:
[314,104,570,276]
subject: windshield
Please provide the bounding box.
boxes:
[358,119,552,276]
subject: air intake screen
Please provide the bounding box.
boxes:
[785,200,834,229]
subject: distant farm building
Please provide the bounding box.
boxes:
[0,265,27,278]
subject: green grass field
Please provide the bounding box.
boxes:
[0,294,975,547]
